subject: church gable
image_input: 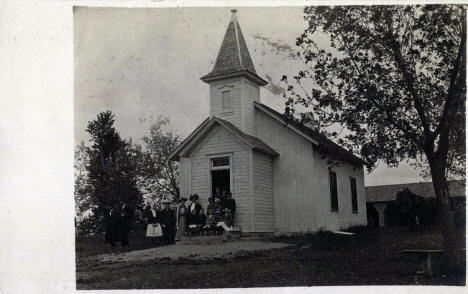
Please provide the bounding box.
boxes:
[188,124,250,159]
[169,117,279,161]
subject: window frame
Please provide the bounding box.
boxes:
[211,156,230,169]
[206,153,233,196]
[221,90,233,113]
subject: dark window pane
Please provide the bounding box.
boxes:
[329,171,338,211]
[212,157,229,167]
[351,177,358,212]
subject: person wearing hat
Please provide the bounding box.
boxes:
[187,194,202,225]
[175,197,188,241]
[158,199,176,245]
[145,203,163,245]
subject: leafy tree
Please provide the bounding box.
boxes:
[85,111,142,231]
[74,141,90,217]
[135,117,180,206]
[282,5,465,269]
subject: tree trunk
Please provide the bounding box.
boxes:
[429,163,460,274]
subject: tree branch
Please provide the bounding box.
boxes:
[385,23,433,146]
[433,10,466,139]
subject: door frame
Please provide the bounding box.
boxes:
[206,153,233,197]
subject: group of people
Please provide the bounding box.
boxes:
[144,188,237,245]
[144,200,176,245]
[104,204,134,248]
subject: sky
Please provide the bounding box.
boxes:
[74,6,426,186]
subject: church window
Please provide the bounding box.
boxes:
[329,171,338,211]
[350,177,358,212]
[222,90,232,112]
[212,157,230,168]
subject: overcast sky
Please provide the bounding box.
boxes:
[74,6,426,186]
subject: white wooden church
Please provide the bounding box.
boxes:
[169,10,367,234]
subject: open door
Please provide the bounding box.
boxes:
[211,169,230,196]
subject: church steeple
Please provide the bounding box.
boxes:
[202,10,266,137]
[201,9,267,86]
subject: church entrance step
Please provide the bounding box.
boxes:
[176,230,241,245]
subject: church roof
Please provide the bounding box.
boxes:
[217,118,279,157]
[366,180,466,203]
[168,116,279,161]
[254,102,365,166]
[201,10,268,86]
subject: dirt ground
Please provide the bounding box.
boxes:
[76,227,466,289]
[84,240,291,263]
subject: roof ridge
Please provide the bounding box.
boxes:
[254,102,364,165]
[366,179,465,188]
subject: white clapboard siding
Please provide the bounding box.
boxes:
[210,78,242,131]
[257,110,367,233]
[179,157,192,198]
[252,152,275,232]
[241,78,259,137]
[313,155,367,231]
[257,111,316,233]
[209,77,259,138]
[188,125,253,232]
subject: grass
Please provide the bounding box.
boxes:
[76,226,466,289]
[76,226,158,258]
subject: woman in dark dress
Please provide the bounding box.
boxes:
[158,200,176,245]
[187,194,202,223]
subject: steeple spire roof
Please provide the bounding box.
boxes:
[201,9,268,86]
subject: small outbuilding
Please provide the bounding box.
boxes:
[366,180,466,228]
[169,10,367,235]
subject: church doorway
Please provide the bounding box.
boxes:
[211,169,230,196]
[209,155,232,197]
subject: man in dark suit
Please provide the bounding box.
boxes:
[220,190,228,210]
[224,192,236,224]
[107,206,122,248]
[120,204,134,248]
[158,200,176,245]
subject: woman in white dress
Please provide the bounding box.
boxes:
[145,203,163,245]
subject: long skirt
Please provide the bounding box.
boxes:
[161,224,175,244]
[146,224,163,237]
[175,216,187,241]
